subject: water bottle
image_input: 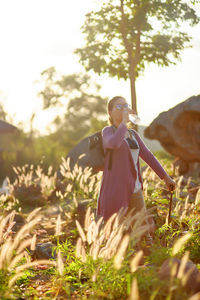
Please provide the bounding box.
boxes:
[129,113,141,125]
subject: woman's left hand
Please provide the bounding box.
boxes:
[163,174,176,191]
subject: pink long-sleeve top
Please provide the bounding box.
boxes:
[97,123,167,221]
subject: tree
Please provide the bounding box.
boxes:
[75,0,199,114]
[38,67,108,149]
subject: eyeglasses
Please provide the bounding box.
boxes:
[115,103,130,110]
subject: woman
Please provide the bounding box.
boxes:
[97,96,176,228]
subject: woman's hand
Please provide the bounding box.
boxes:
[163,174,176,191]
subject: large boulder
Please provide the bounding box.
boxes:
[144,95,200,175]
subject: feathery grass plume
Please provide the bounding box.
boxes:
[87,220,96,245]
[131,207,147,230]
[84,207,92,231]
[177,175,184,188]
[90,241,100,260]
[57,250,64,276]
[114,234,130,269]
[92,267,99,282]
[76,237,82,259]
[30,234,36,251]
[75,220,86,242]
[55,214,62,236]
[8,252,26,271]
[16,238,35,255]
[26,207,42,222]
[95,216,104,236]
[176,186,181,199]
[181,267,196,288]
[81,242,87,263]
[102,230,124,259]
[143,179,148,197]
[184,195,190,210]
[195,188,200,206]
[10,216,41,255]
[172,232,192,256]
[73,194,78,208]
[0,237,12,269]
[130,277,140,300]
[130,250,143,273]
[66,183,73,192]
[170,260,179,278]
[177,251,190,280]
[15,260,56,273]
[130,225,149,244]
[103,213,117,240]
[0,211,16,242]
[8,271,29,289]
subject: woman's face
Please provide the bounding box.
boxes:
[109,97,128,124]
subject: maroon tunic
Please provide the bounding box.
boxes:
[97,123,167,221]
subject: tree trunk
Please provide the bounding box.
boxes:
[129,63,138,131]
[129,66,137,114]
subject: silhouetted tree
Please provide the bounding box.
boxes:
[75,0,199,114]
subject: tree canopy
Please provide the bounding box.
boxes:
[38,67,108,148]
[75,0,199,112]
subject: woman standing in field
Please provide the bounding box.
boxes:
[97,96,176,236]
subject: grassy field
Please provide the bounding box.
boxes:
[0,153,200,300]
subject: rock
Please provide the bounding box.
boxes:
[158,258,200,293]
[144,95,200,175]
[34,242,56,259]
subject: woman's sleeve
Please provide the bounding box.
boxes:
[133,130,167,179]
[102,123,127,149]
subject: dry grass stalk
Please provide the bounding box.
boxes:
[130,277,140,300]
[177,251,190,280]
[0,211,16,242]
[87,220,96,245]
[195,188,200,206]
[55,214,62,236]
[182,267,196,288]
[84,207,92,232]
[26,207,42,223]
[8,260,56,288]
[15,260,56,273]
[76,238,82,259]
[76,220,86,243]
[0,213,43,271]
[57,250,64,276]
[130,250,143,273]
[30,234,37,251]
[172,233,192,256]
[114,234,130,269]
[170,260,179,278]
[103,213,117,240]
[16,238,35,254]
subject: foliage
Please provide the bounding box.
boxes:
[0,156,200,299]
[75,0,200,109]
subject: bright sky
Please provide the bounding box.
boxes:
[0,0,200,134]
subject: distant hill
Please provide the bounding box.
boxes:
[138,125,163,153]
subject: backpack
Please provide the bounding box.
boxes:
[88,131,112,172]
[62,129,113,174]
[63,126,135,174]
